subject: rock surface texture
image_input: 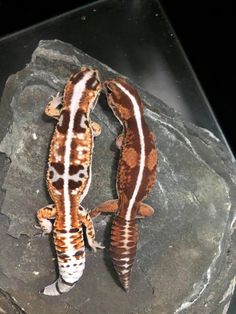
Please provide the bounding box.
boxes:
[0,40,236,314]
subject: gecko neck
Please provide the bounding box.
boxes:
[122,115,145,129]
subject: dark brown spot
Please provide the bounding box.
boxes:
[57,146,65,156]
[49,171,54,179]
[69,164,84,175]
[69,180,82,190]
[57,110,70,134]
[71,140,77,150]
[52,178,64,190]
[74,250,84,257]
[86,75,99,90]
[69,227,80,233]
[79,173,85,178]
[56,229,67,234]
[73,110,87,133]
[70,71,85,84]
[58,254,69,259]
[51,162,64,175]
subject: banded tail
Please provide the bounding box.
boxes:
[40,225,86,296]
[110,216,138,291]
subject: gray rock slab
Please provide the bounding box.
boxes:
[0,39,236,314]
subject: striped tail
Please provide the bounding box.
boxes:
[40,248,85,295]
[109,216,138,291]
[41,230,86,296]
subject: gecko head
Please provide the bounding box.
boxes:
[103,77,144,122]
[82,67,101,93]
[70,67,102,112]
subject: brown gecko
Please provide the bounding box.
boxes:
[91,77,158,291]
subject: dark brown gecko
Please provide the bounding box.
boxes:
[91,77,158,291]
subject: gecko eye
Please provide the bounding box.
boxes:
[106,86,113,95]
[56,104,63,110]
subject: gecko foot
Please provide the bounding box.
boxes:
[34,224,51,237]
[89,240,105,252]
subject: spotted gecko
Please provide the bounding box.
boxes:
[91,77,158,291]
[36,67,104,296]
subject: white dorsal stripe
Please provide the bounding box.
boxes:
[115,83,145,220]
[63,71,93,240]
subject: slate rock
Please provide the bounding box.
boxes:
[0,39,236,314]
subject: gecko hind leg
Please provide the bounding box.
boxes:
[79,205,104,252]
[36,204,56,235]
[90,199,154,218]
[136,203,155,218]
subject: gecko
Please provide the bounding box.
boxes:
[36,67,104,296]
[90,77,158,291]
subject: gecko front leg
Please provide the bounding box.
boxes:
[44,92,63,119]
[36,204,56,235]
[90,200,119,218]
[115,133,124,149]
[91,121,102,137]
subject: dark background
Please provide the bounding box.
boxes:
[0,0,235,312]
[0,0,234,157]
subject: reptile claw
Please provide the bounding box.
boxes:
[33,225,50,237]
[90,241,105,252]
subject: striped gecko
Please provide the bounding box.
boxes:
[36,67,104,296]
[91,77,158,291]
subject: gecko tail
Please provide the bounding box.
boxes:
[40,276,76,296]
[109,216,138,292]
